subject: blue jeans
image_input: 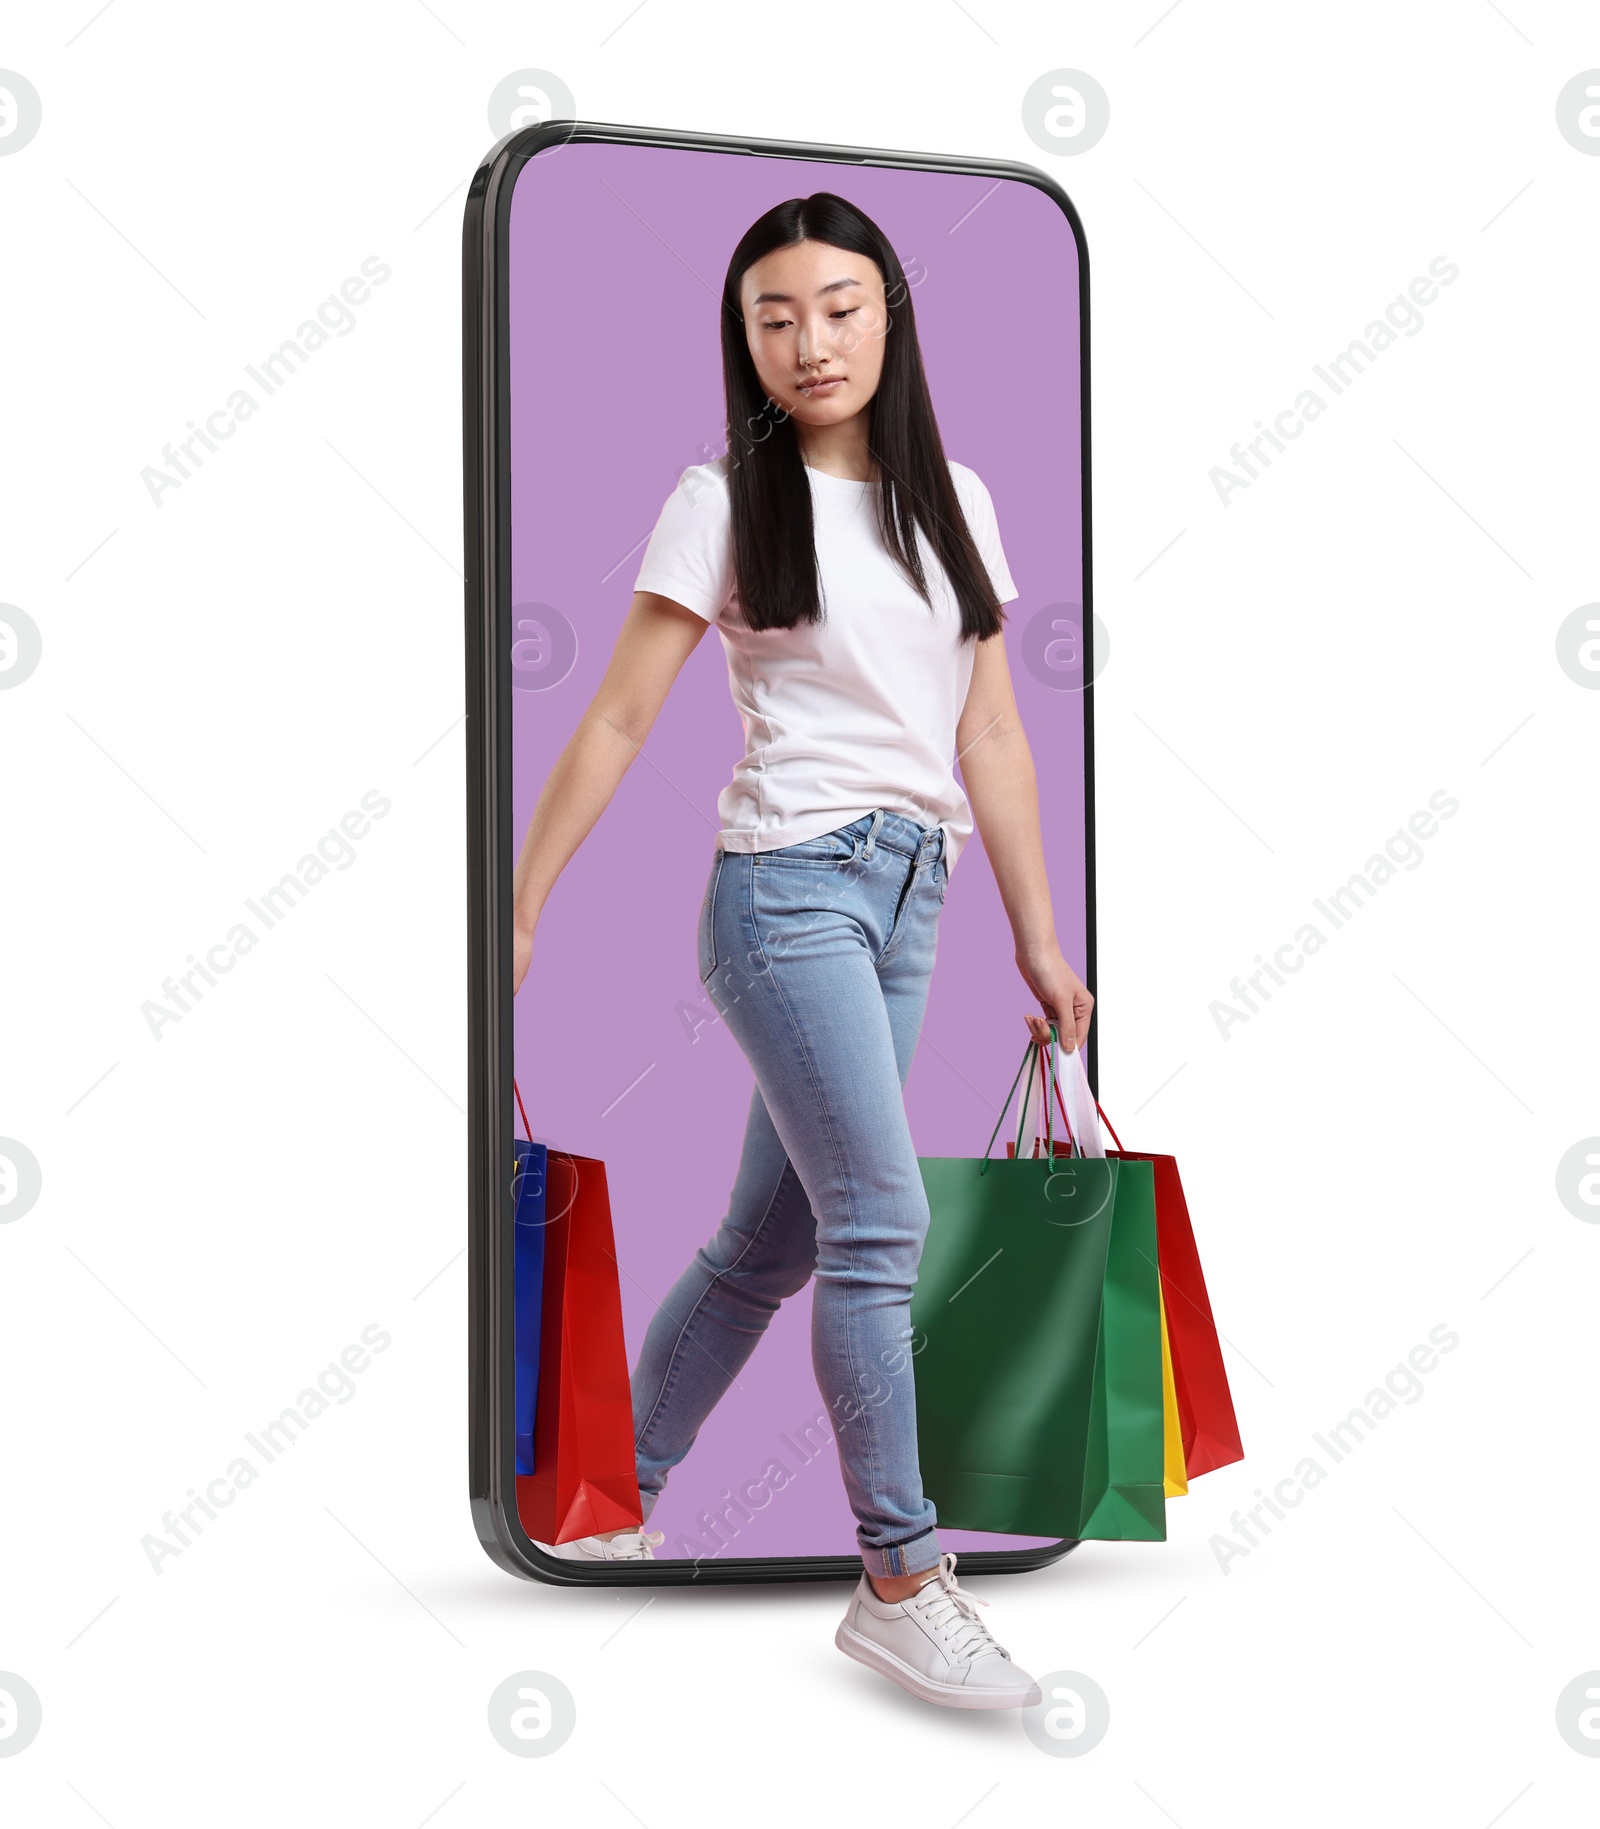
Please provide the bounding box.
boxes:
[632,808,949,1579]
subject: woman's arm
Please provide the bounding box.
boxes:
[955,631,1095,1051]
[512,591,710,992]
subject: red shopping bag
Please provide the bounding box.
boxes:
[1103,1138,1242,1477]
[514,1146,644,1545]
[1021,1038,1245,1480]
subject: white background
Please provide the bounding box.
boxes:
[3,0,1598,1819]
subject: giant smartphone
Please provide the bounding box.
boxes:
[464,120,1095,1585]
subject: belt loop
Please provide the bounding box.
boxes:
[861,808,885,860]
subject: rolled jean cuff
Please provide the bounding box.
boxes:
[861,1526,942,1580]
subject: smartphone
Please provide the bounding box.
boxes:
[464,119,1095,1584]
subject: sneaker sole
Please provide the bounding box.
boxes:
[535,1546,655,1563]
[835,1620,1042,1711]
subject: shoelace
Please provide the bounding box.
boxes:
[909,1554,1007,1663]
[606,1529,665,1560]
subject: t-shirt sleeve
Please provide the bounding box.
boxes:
[955,466,1020,605]
[633,467,735,623]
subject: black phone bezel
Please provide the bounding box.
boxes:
[464,117,1097,1586]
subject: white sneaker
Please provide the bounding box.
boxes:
[535,1528,665,1562]
[835,1552,1042,1710]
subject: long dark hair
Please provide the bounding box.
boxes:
[718,192,1005,643]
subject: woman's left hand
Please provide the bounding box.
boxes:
[1016,943,1094,1053]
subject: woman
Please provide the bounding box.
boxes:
[511,193,1092,1710]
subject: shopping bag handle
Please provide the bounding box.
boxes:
[1017,1026,1074,1159]
[1042,1042,1126,1154]
[981,1026,1066,1172]
[1063,1040,1105,1157]
[1095,1094,1125,1152]
[1044,1042,1076,1152]
[1053,1046,1126,1155]
[512,1078,533,1144]
[1015,1022,1102,1159]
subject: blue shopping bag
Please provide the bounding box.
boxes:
[513,1084,548,1476]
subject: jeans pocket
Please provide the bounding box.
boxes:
[760,825,859,865]
[697,850,725,982]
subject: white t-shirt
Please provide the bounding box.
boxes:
[633,456,1018,874]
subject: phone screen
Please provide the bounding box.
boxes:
[494,132,1088,1570]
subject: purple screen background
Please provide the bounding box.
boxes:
[508,140,1084,1560]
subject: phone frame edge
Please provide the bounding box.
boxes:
[465,117,1095,1587]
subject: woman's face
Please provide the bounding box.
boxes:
[739,238,889,430]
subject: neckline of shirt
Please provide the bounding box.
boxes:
[802,463,874,489]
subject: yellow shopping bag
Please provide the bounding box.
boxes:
[1161,1291,1189,1498]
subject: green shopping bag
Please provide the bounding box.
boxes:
[911,1026,1166,1541]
